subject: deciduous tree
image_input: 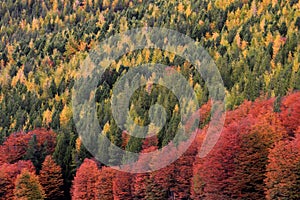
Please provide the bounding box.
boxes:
[39,155,64,200]
[14,169,45,200]
[71,159,99,200]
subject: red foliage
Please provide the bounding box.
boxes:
[71,159,99,200]
[170,138,198,199]
[113,170,132,200]
[280,92,300,135]
[191,133,206,199]
[148,141,177,199]
[0,160,35,200]
[231,111,286,199]
[0,128,56,164]
[121,131,130,148]
[39,155,64,200]
[265,131,300,199]
[194,97,285,199]
[132,137,159,199]
[198,100,212,125]
[200,121,241,199]
[96,166,115,200]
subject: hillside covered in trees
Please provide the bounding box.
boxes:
[0,0,299,199]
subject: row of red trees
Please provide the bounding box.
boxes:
[0,155,64,200]
[0,129,64,200]
[0,92,299,199]
[72,92,300,199]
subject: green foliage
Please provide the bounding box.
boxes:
[0,0,299,199]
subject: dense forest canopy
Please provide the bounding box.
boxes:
[0,0,299,199]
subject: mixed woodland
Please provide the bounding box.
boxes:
[0,0,300,199]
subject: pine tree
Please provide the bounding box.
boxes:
[24,134,40,171]
[14,169,45,200]
[39,155,64,200]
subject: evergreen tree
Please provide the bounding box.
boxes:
[24,134,40,171]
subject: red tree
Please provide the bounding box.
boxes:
[132,136,158,199]
[192,96,288,199]
[14,169,45,200]
[39,155,64,200]
[231,111,286,199]
[71,158,99,200]
[191,131,206,199]
[265,129,300,199]
[0,128,56,164]
[0,160,35,200]
[200,121,241,199]
[96,166,115,200]
[113,170,132,200]
[280,92,300,135]
[171,138,198,199]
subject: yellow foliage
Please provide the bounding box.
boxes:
[205,32,211,40]
[119,17,128,33]
[265,32,273,46]
[76,137,82,152]
[174,104,179,113]
[52,0,58,11]
[11,67,26,87]
[273,34,283,59]
[136,52,143,65]
[96,13,106,28]
[258,0,271,15]
[60,105,72,127]
[185,5,192,17]
[272,0,278,7]
[241,40,248,50]
[43,109,53,126]
[212,32,219,40]
[143,49,151,63]
[103,122,110,134]
[177,3,184,13]
[189,74,193,87]
[207,1,212,11]
[152,5,160,18]
[20,19,27,30]
[102,0,110,8]
[292,57,299,72]
[10,118,17,130]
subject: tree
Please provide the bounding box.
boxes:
[0,160,35,200]
[0,129,56,164]
[24,134,40,171]
[130,137,158,199]
[171,140,198,199]
[39,155,64,200]
[96,167,115,200]
[265,130,300,200]
[113,170,133,200]
[231,111,286,199]
[71,159,99,200]
[14,169,45,200]
[280,92,300,135]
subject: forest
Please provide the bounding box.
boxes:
[0,0,299,199]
